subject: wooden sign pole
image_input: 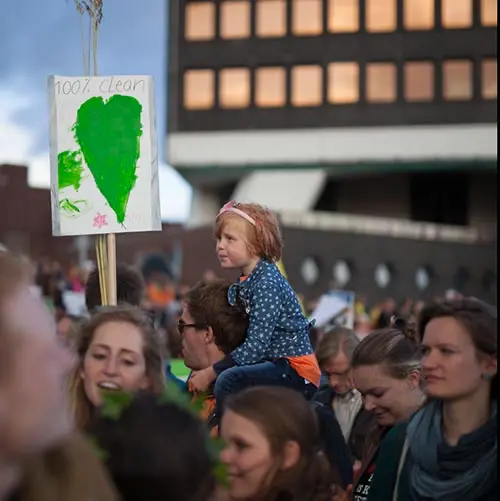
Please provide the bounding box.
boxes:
[75,0,117,306]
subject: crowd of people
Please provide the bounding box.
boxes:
[0,201,496,501]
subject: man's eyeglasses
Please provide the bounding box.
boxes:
[177,320,201,335]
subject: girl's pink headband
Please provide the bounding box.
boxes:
[216,201,256,226]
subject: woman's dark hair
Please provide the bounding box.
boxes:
[224,387,337,501]
[351,317,422,379]
[87,392,216,501]
[418,297,497,399]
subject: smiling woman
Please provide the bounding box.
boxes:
[68,305,165,430]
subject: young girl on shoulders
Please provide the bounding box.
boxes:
[189,201,320,412]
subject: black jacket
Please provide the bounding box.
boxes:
[313,386,377,462]
[310,400,353,489]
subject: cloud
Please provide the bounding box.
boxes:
[0,0,192,221]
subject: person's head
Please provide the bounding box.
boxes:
[0,253,74,461]
[68,306,165,429]
[88,392,216,501]
[220,387,335,501]
[85,264,145,313]
[180,280,248,371]
[351,321,423,426]
[418,298,497,403]
[315,327,359,395]
[214,201,283,273]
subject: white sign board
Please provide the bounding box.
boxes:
[48,75,161,236]
[310,290,355,329]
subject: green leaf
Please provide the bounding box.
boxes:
[99,390,134,420]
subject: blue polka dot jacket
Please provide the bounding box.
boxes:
[213,259,314,374]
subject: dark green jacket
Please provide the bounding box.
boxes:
[368,423,497,501]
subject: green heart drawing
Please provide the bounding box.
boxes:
[71,94,143,225]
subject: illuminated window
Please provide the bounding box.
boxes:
[292,0,323,36]
[404,62,434,101]
[328,0,359,33]
[482,59,497,99]
[183,69,214,109]
[404,0,434,30]
[219,68,250,108]
[256,0,286,37]
[481,0,497,26]
[366,63,397,102]
[291,65,323,106]
[328,63,359,103]
[443,60,472,100]
[255,67,286,107]
[185,2,215,40]
[220,1,250,39]
[366,0,397,32]
[442,0,472,29]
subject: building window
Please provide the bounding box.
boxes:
[481,0,497,26]
[220,0,250,39]
[404,0,434,30]
[404,61,434,102]
[291,65,323,106]
[441,0,472,29]
[256,0,287,37]
[443,60,472,101]
[366,63,397,102]
[482,59,497,100]
[255,67,286,107]
[328,62,359,103]
[366,0,397,33]
[292,0,323,36]
[219,68,250,108]
[183,69,214,110]
[328,0,359,33]
[185,2,215,40]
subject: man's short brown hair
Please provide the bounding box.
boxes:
[85,263,145,312]
[184,280,248,355]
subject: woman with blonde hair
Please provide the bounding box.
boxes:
[68,305,165,430]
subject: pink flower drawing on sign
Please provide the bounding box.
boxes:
[93,213,108,229]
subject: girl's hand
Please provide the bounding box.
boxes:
[190,366,217,392]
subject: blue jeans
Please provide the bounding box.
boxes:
[214,358,317,417]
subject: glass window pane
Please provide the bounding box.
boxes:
[366,63,397,102]
[256,0,287,37]
[255,67,286,107]
[328,0,359,33]
[184,69,214,109]
[291,65,323,106]
[292,0,323,36]
[366,0,397,32]
[443,60,472,100]
[442,0,472,29]
[185,2,215,40]
[219,68,250,108]
[328,63,359,103]
[404,0,434,30]
[404,62,434,101]
[481,0,497,26]
[482,59,497,99]
[220,1,250,39]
